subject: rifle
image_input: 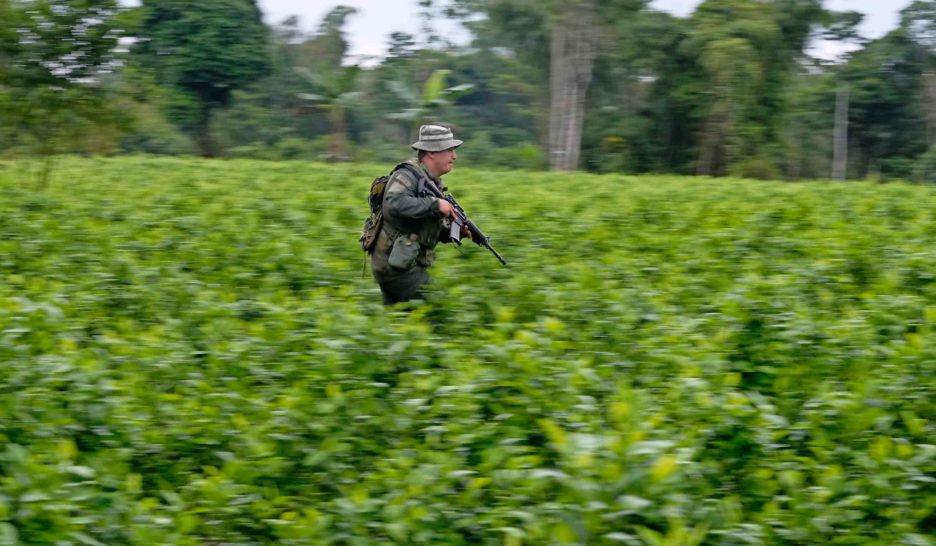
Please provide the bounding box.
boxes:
[422,181,507,265]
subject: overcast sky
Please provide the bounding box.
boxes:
[263,0,911,63]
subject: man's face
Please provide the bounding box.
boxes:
[427,147,457,176]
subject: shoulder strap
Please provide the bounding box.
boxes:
[385,162,427,198]
[396,161,426,185]
[395,161,423,178]
[380,162,418,223]
[398,162,441,196]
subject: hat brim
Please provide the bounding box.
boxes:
[411,138,463,152]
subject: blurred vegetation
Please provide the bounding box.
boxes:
[3,0,936,179]
[0,0,124,186]
[130,0,272,157]
[1,1,934,543]
[0,157,933,544]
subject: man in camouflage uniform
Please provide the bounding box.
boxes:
[371,124,466,304]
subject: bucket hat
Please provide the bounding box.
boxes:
[411,124,463,152]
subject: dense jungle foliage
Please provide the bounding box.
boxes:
[5,0,936,180]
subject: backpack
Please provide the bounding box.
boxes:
[359,162,419,253]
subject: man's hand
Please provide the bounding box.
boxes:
[461,223,472,239]
[438,198,455,218]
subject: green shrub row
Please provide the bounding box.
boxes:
[0,158,932,545]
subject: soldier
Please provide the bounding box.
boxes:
[370,124,467,305]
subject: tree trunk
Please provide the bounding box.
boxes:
[697,113,718,176]
[697,102,727,176]
[832,81,849,181]
[922,70,936,149]
[786,119,803,180]
[195,106,218,158]
[548,0,597,171]
[330,107,349,161]
[35,109,59,191]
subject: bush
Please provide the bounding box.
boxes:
[487,143,545,170]
[227,137,330,161]
[880,157,916,182]
[272,136,329,160]
[731,156,781,180]
[353,139,412,164]
[914,146,936,184]
[461,131,545,170]
[119,102,196,156]
[591,135,632,173]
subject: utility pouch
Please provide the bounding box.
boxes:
[388,233,420,270]
[359,210,382,253]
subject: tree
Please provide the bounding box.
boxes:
[843,28,928,179]
[900,1,936,149]
[385,69,473,140]
[387,32,417,60]
[682,0,782,175]
[0,0,125,186]
[295,65,363,160]
[547,0,598,171]
[832,80,849,180]
[454,0,646,171]
[652,0,843,176]
[298,5,357,69]
[779,73,823,179]
[446,0,551,152]
[775,8,863,180]
[132,0,271,157]
[582,9,701,174]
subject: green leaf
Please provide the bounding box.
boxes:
[421,69,451,103]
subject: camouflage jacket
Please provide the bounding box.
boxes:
[370,160,450,281]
